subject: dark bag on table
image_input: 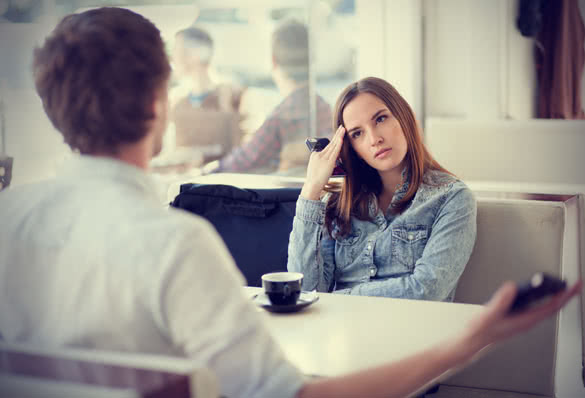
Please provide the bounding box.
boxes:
[170,184,301,287]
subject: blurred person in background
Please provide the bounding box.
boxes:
[0,0,42,23]
[169,26,245,163]
[206,19,332,175]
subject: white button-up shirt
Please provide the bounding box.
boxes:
[0,155,303,398]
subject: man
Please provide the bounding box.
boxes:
[208,20,332,174]
[170,26,244,162]
[0,7,581,398]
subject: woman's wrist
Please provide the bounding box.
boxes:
[300,184,323,201]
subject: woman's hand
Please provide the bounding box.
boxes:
[300,125,346,200]
[461,279,583,357]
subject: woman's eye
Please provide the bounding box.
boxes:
[350,130,361,139]
[376,115,387,124]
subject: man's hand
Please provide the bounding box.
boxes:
[463,279,583,354]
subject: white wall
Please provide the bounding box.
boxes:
[424,0,536,120]
[356,0,552,121]
[356,0,423,119]
[581,0,585,108]
[0,23,71,187]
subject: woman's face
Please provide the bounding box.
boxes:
[342,92,408,176]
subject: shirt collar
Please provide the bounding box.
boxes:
[369,166,411,222]
[392,166,411,204]
[58,155,161,200]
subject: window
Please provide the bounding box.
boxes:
[0,0,358,189]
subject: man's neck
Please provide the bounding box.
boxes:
[274,72,305,97]
[186,70,213,95]
[95,139,153,171]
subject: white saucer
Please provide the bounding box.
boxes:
[251,291,319,313]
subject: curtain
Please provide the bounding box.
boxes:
[535,0,585,119]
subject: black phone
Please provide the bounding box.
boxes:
[305,137,345,176]
[509,273,567,313]
[305,137,330,152]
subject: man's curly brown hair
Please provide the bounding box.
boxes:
[33,7,171,154]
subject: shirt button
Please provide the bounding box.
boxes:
[367,244,372,250]
[369,267,377,276]
[408,234,414,241]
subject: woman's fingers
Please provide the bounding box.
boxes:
[321,125,345,160]
[304,125,346,195]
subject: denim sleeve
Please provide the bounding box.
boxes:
[287,196,336,292]
[337,185,477,301]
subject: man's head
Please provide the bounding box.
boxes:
[271,20,309,84]
[173,27,213,77]
[33,7,171,158]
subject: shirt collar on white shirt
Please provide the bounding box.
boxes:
[58,155,160,201]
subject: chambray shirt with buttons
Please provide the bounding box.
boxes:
[287,170,477,301]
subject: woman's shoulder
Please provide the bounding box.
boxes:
[422,169,459,185]
[424,169,473,190]
[418,169,473,203]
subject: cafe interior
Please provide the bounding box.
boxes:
[1,0,584,397]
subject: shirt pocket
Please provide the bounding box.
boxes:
[334,228,362,270]
[391,225,429,271]
[334,228,362,246]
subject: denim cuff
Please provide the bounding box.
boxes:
[332,287,351,295]
[295,197,326,224]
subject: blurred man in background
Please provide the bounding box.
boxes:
[169,26,245,163]
[207,20,332,175]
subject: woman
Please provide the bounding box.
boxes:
[287,77,476,300]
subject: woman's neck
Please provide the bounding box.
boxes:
[377,167,406,211]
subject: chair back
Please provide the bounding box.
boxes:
[0,343,219,398]
[449,198,566,395]
[171,183,301,286]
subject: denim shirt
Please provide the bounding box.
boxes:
[287,170,477,301]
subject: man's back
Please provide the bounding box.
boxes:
[1,156,190,349]
[0,156,303,398]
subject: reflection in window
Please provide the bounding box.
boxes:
[0,0,357,186]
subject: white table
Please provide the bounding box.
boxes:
[243,287,483,378]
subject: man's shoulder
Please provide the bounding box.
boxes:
[0,180,60,213]
[271,89,331,121]
[154,206,222,247]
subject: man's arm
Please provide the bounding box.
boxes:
[298,280,583,398]
[160,213,582,398]
[215,115,281,173]
[157,217,304,398]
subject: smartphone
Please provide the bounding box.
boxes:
[509,273,567,313]
[305,137,345,176]
[305,137,330,152]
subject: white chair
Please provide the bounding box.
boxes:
[0,342,220,398]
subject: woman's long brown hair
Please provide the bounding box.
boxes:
[324,77,451,238]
